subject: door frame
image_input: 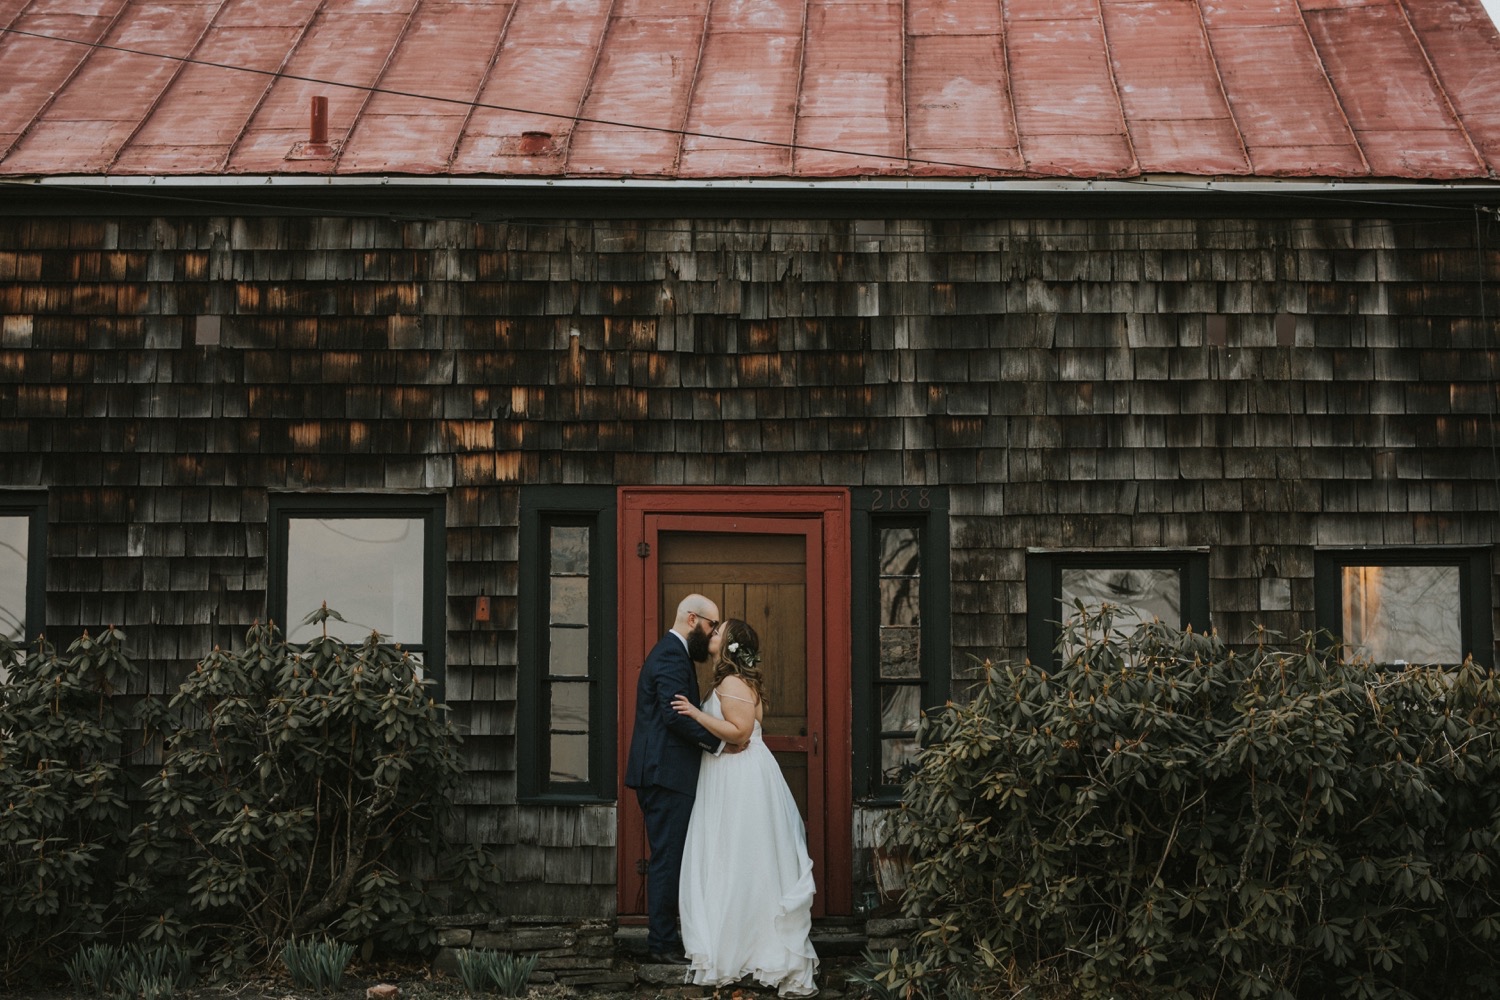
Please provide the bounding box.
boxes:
[616,487,853,917]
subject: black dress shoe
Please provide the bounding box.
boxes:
[646,948,689,965]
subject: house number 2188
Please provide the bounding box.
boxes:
[870,488,930,511]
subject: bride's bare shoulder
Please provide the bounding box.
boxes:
[717,673,756,701]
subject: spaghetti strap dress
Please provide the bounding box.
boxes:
[678,690,819,997]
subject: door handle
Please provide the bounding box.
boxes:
[813,732,819,756]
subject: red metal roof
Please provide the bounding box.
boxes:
[0,0,1497,181]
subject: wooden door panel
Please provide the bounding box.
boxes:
[659,533,810,818]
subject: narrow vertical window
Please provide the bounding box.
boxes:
[518,487,616,801]
[546,524,592,785]
[875,525,922,787]
[852,488,949,800]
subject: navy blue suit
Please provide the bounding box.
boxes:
[625,631,721,953]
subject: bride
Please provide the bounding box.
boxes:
[670,619,819,997]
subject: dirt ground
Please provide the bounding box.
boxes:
[0,954,866,1000]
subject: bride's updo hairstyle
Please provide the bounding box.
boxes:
[712,618,765,704]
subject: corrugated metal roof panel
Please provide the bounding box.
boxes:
[905,33,1020,175]
[5,0,205,174]
[795,1,906,175]
[0,0,1496,180]
[450,0,605,175]
[1103,0,1249,174]
[1304,2,1484,176]
[1405,0,1500,166]
[1200,5,1368,177]
[340,1,514,174]
[677,0,801,177]
[1006,9,1137,176]
[567,7,708,175]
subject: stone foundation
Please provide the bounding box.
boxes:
[431,914,633,990]
[429,913,887,992]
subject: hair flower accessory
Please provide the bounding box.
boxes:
[727,640,761,668]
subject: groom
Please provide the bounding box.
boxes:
[625,593,725,965]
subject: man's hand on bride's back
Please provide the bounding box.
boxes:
[723,740,749,755]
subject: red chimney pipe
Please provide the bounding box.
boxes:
[310,96,329,145]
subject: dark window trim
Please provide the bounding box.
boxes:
[1026,548,1211,668]
[1314,547,1494,669]
[0,491,47,644]
[266,492,447,692]
[517,486,617,803]
[851,487,950,803]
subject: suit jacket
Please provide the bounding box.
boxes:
[624,631,721,795]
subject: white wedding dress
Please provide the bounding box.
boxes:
[679,690,820,997]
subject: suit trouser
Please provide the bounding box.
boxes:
[636,784,694,953]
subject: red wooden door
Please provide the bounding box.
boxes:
[617,488,852,919]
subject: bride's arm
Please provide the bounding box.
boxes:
[671,675,756,744]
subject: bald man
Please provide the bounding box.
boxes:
[624,593,725,964]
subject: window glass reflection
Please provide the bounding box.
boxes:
[0,515,27,643]
[880,736,918,785]
[879,577,920,628]
[879,527,920,575]
[879,684,921,732]
[878,625,921,679]
[549,733,589,784]
[550,680,590,731]
[1057,567,1181,660]
[1342,565,1463,665]
[548,625,589,677]
[550,526,590,575]
[549,680,591,784]
[549,575,589,624]
[1060,567,1180,629]
[286,518,424,644]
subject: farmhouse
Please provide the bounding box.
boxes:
[0,0,1497,959]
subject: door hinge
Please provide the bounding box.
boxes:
[637,541,651,558]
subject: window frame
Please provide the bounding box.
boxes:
[851,487,950,803]
[266,492,447,691]
[517,486,617,803]
[1026,548,1211,668]
[1314,547,1493,669]
[0,492,46,645]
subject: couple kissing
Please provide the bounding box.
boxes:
[624,593,819,997]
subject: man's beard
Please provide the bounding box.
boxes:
[687,628,712,663]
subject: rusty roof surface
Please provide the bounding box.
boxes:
[0,0,1498,182]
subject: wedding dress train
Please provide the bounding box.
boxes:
[679,690,819,997]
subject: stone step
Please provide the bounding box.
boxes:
[614,918,870,956]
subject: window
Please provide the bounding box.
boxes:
[1315,549,1493,668]
[0,493,45,649]
[1027,550,1211,667]
[518,487,616,800]
[267,494,446,689]
[852,488,949,800]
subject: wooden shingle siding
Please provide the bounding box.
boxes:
[0,206,1496,914]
